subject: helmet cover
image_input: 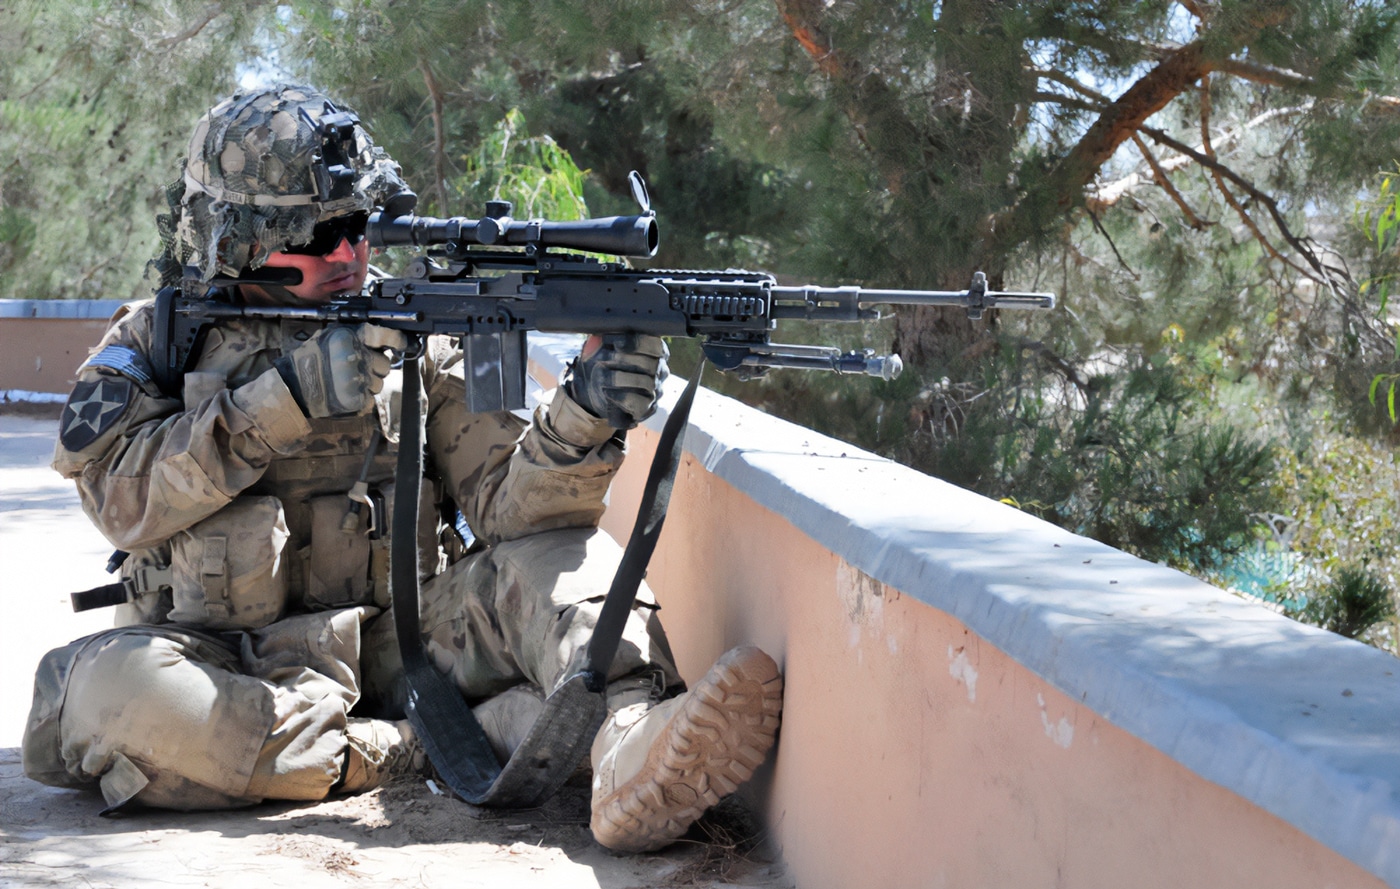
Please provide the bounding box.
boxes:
[157,83,408,283]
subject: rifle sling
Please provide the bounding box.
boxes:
[583,363,703,680]
[70,582,132,612]
[391,348,702,808]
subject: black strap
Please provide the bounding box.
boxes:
[151,286,183,397]
[391,346,703,808]
[583,362,703,679]
[70,582,132,612]
[393,347,503,796]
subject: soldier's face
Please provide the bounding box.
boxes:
[252,235,370,305]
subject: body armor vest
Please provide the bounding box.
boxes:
[125,315,450,628]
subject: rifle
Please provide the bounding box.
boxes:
[154,174,1054,417]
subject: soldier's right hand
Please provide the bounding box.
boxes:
[275,323,408,418]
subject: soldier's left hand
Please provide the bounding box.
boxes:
[564,333,669,430]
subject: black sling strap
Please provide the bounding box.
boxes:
[70,581,133,612]
[392,347,703,807]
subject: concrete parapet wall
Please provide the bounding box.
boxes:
[531,335,1400,889]
[0,299,126,395]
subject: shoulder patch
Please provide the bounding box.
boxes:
[59,377,133,451]
[84,344,155,386]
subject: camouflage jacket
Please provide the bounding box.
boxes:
[52,295,624,626]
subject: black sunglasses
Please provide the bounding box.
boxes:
[283,212,369,257]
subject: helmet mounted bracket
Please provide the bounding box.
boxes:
[302,102,361,205]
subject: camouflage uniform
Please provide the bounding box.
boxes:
[21,86,679,811]
[26,87,781,853]
[23,299,679,810]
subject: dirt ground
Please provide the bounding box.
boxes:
[0,409,792,889]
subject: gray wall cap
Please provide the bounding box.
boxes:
[0,299,129,320]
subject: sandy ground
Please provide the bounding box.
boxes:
[0,410,792,889]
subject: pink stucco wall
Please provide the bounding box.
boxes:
[0,317,110,394]
[603,437,1386,889]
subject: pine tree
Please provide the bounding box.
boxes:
[0,0,274,301]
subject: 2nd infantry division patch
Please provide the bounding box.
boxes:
[59,376,132,451]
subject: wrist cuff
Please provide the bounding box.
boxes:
[232,368,313,454]
[545,387,618,449]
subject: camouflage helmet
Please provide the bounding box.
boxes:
[171,83,409,282]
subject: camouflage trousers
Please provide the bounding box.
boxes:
[22,528,679,811]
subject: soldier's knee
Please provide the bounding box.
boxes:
[492,527,601,577]
[45,629,274,808]
[64,632,227,726]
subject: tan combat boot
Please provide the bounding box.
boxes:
[338,717,427,793]
[589,645,783,853]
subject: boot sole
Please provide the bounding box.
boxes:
[590,645,783,853]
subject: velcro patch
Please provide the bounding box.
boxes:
[85,344,155,386]
[59,376,133,451]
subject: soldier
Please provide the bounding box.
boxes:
[23,83,782,854]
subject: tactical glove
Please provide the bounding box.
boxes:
[275,323,407,418]
[563,333,669,430]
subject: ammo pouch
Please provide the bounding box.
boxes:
[169,495,290,630]
[303,492,382,611]
[300,481,449,612]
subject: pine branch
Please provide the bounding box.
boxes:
[1176,0,1204,21]
[987,37,1219,257]
[1215,60,1400,109]
[1086,206,1140,280]
[1213,58,1315,92]
[157,3,231,49]
[1130,132,1210,230]
[1095,104,1311,209]
[1138,121,1333,283]
[1051,30,1179,66]
[1029,3,1295,219]
[1002,2,1307,254]
[1199,75,1312,278]
[1032,90,1104,114]
[1032,67,1110,106]
[1018,338,1093,397]
[1041,37,1387,110]
[1055,39,1211,199]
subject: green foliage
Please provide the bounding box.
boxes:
[1363,167,1400,420]
[1228,424,1400,650]
[1269,429,1400,588]
[0,0,265,301]
[1361,172,1400,255]
[958,357,1275,574]
[1293,567,1396,642]
[457,110,590,222]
